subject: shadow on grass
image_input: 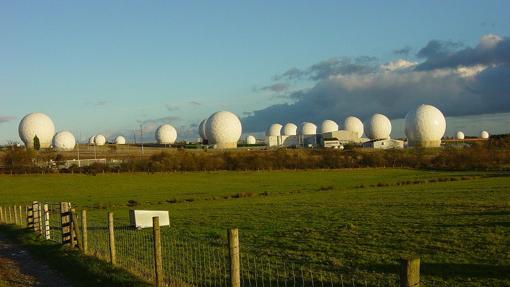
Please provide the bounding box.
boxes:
[0,224,152,287]
[365,262,510,280]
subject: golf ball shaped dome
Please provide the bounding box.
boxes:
[198,119,208,140]
[52,131,76,151]
[155,124,177,144]
[299,122,317,135]
[94,134,106,146]
[18,112,56,149]
[319,120,339,134]
[205,111,242,148]
[480,130,489,139]
[405,104,446,147]
[266,123,283,136]
[246,135,256,145]
[343,116,364,138]
[282,123,298,136]
[115,136,126,145]
[456,131,465,140]
[366,114,391,140]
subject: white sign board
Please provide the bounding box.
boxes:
[129,210,170,229]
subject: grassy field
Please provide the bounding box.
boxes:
[0,169,509,286]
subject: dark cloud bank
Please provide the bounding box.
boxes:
[242,34,510,132]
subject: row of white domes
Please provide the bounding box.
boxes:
[264,105,490,146]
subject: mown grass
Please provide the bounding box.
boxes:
[0,168,509,286]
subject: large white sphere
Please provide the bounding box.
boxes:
[115,136,126,145]
[319,120,339,134]
[266,123,283,136]
[205,111,242,148]
[94,134,106,146]
[88,136,96,145]
[456,131,465,140]
[198,119,208,140]
[343,116,364,138]
[18,112,56,149]
[246,135,256,145]
[282,123,297,136]
[480,130,489,139]
[155,124,177,144]
[366,114,392,140]
[52,131,76,151]
[405,104,446,147]
[299,122,317,135]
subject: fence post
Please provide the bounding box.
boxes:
[32,201,41,234]
[27,205,34,229]
[43,204,50,240]
[81,210,88,255]
[8,206,13,224]
[70,208,82,249]
[228,228,241,287]
[400,257,420,287]
[14,205,19,225]
[60,202,72,245]
[108,212,116,265]
[19,206,23,227]
[153,216,163,287]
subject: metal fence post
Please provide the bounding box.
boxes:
[81,209,88,255]
[400,257,420,287]
[228,228,241,287]
[108,212,116,265]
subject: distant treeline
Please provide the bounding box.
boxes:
[1,136,510,174]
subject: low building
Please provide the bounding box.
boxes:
[320,130,360,144]
[362,139,404,149]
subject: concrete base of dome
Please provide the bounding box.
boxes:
[407,140,442,148]
[212,142,238,149]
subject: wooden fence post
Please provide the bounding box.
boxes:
[14,205,18,225]
[60,202,72,245]
[32,201,41,234]
[26,205,34,229]
[8,206,13,224]
[228,228,240,287]
[81,210,88,255]
[400,257,420,287]
[153,216,163,287]
[70,208,82,249]
[43,204,50,239]
[108,212,116,265]
[19,206,23,227]
[0,206,3,223]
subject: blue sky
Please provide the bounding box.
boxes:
[1,1,510,143]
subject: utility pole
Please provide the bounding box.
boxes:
[140,124,144,157]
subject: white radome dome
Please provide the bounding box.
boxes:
[266,123,283,136]
[405,104,446,147]
[88,136,96,145]
[115,136,126,145]
[94,134,106,146]
[198,119,208,140]
[319,120,339,134]
[205,111,242,148]
[366,114,392,140]
[282,123,298,136]
[299,122,317,135]
[246,135,256,145]
[18,112,56,149]
[480,130,489,139]
[456,131,465,140]
[52,131,76,151]
[155,124,177,144]
[344,116,364,138]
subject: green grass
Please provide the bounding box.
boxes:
[0,225,151,287]
[0,168,509,286]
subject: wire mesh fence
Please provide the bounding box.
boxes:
[1,202,422,287]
